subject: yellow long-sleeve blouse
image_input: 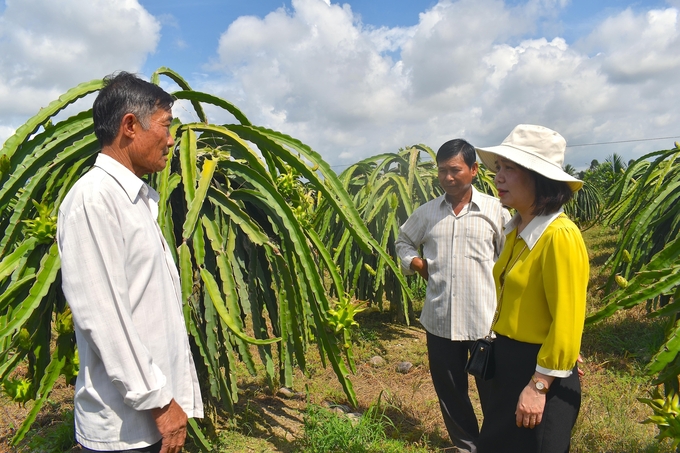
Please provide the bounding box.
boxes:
[493,211,589,377]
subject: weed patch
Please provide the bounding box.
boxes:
[297,400,430,453]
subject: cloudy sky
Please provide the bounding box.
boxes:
[1,0,679,171]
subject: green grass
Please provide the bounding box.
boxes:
[573,370,675,453]
[211,428,280,453]
[17,409,75,453]
[296,401,431,453]
[572,225,677,453]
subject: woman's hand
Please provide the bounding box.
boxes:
[515,373,554,429]
[515,385,546,429]
[577,354,585,377]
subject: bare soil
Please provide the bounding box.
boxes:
[199,312,463,451]
[0,227,671,452]
[0,304,671,453]
[0,374,75,453]
[1,312,463,452]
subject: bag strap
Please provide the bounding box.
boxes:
[488,242,528,337]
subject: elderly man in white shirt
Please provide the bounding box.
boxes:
[58,72,202,453]
[395,139,507,453]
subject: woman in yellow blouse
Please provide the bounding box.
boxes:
[474,124,589,452]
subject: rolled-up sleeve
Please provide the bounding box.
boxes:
[395,210,426,275]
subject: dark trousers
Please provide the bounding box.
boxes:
[427,331,487,453]
[478,335,581,453]
[80,441,162,453]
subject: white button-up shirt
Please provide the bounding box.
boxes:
[58,154,203,451]
[395,187,508,340]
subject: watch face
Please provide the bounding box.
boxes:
[535,381,545,390]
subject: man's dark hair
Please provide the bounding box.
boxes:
[530,170,574,215]
[92,71,174,146]
[436,139,476,168]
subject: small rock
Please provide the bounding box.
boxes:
[330,403,351,413]
[346,412,362,426]
[369,356,385,367]
[277,387,296,399]
[396,361,413,374]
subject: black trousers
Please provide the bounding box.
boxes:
[80,441,162,453]
[427,332,488,453]
[478,335,581,453]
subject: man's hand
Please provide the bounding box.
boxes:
[410,257,429,280]
[152,399,187,453]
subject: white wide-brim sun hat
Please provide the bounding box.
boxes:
[475,124,583,192]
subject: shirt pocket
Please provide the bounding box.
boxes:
[465,222,495,262]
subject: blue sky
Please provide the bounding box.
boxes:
[1,0,680,170]
[140,0,440,75]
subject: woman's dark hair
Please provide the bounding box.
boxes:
[529,169,573,215]
[436,139,476,169]
[92,71,174,146]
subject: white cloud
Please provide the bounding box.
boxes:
[580,8,680,83]
[208,0,420,162]
[400,0,521,101]
[208,0,680,168]
[560,6,680,163]
[0,0,160,123]
[3,0,680,170]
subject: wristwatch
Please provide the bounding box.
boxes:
[531,375,549,394]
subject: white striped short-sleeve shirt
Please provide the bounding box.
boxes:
[395,187,508,340]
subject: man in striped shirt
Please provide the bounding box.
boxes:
[395,139,508,453]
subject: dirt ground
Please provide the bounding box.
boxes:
[199,312,466,451]
[0,375,75,453]
[0,311,466,452]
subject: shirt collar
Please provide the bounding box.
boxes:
[94,154,159,204]
[438,186,482,211]
[468,186,483,210]
[504,208,564,250]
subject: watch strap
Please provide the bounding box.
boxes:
[531,374,549,394]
